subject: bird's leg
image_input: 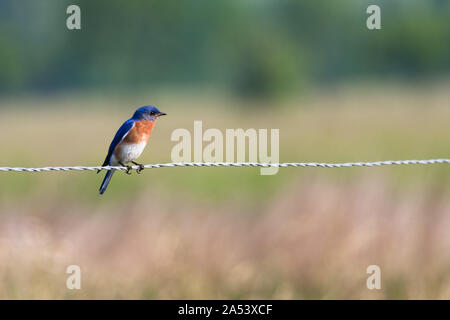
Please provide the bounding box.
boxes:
[132,161,145,174]
[119,162,132,175]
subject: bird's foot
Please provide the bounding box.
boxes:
[120,162,133,175]
[132,161,145,174]
[125,166,132,174]
[136,165,145,174]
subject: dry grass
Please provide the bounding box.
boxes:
[0,175,450,299]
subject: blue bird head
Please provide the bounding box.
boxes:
[132,105,167,121]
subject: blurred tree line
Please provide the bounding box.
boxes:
[0,0,449,98]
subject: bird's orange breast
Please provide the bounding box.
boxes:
[123,120,156,144]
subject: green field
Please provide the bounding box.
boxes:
[0,83,449,298]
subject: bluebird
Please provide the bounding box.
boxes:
[99,106,166,194]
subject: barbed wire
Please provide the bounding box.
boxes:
[0,159,449,172]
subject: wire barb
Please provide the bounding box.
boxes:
[0,159,449,173]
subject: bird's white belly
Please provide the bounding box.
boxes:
[112,142,147,165]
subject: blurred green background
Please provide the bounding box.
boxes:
[0,0,449,299]
[1,0,450,98]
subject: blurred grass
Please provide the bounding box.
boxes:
[0,82,449,298]
[1,82,449,203]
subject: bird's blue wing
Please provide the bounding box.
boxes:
[101,119,135,166]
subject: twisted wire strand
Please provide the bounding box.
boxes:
[0,159,449,172]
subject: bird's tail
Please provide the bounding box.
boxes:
[99,169,116,195]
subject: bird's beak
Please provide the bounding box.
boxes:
[158,112,167,117]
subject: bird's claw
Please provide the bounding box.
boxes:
[136,164,145,174]
[125,166,132,175]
